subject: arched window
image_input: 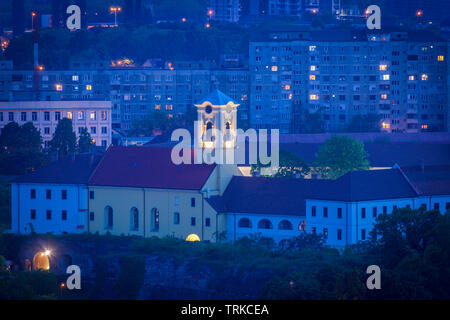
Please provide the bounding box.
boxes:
[130,207,139,230]
[33,252,50,271]
[238,218,252,228]
[104,206,113,229]
[298,221,306,231]
[257,219,273,229]
[151,208,159,232]
[186,234,200,242]
[173,212,180,225]
[204,122,214,143]
[278,220,293,230]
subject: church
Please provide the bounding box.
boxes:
[10,90,450,246]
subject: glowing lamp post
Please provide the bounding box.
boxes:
[416,10,423,18]
[31,12,37,31]
[110,6,122,26]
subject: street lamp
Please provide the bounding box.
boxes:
[207,9,213,20]
[31,11,37,31]
[110,6,122,26]
[416,10,423,18]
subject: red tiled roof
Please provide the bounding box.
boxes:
[88,146,215,190]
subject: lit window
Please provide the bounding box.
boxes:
[86,84,92,91]
[379,64,387,71]
[78,111,84,120]
[382,74,390,80]
[310,65,317,71]
[155,104,161,110]
[381,94,387,100]
[437,56,444,61]
[309,45,316,52]
[284,84,290,90]
[186,234,200,242]
[309,94,319,100]
[421,124,428,129]
[165,104,173,110]
[382,122,390,129]
[421,74,428,81]
[90,112,96,120]
[408,75,416,81]
[55,84,63,91]
[271,66,278,72]
[67,112,72,119]
[309,75,316,80]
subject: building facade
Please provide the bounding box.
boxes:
[9,91,450,247]
[10,154,102,235]
[208,0,241,23]
[0,100,112,148]
[0,61,250,131]
[249,29,448,133]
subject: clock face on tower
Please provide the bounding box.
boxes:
[205,105,212,114]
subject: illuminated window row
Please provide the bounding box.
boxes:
[55,84,92,91]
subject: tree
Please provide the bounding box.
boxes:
[78,127,94,153]
[128,118,155,136]
[0,122,45,175]
[293,105,326,134]
[275,149,310,178]
[250,149,310,178]
[0,122,22,153]
[20,122,42,152]
[345,114,381,133]
[315,135,370,179]
[50,118,77,159]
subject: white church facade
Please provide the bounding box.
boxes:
[9,90,450,247]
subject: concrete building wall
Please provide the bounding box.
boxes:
[0,100,112,148]
[10,182,88,235]
[224,212,306,244]
[87,186,218,242]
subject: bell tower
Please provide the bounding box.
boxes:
[194,89,239,150]
[194,90,241,195]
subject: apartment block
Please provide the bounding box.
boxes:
[208,0,241,23]
[0,100,112,148]
[249,29,448,133]
[0,61,250,131]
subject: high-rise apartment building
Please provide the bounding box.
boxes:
[0,60,250,131]
[249,29,448,133]
[208,0,241,23]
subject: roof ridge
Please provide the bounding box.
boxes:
[395,166,421,196]
[87,146,111,185]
